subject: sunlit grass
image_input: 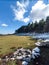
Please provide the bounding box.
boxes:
[0,35,36,57]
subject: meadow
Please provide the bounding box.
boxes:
[0,35,36,57]
[0,35,49,65]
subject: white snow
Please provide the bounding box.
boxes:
[32,47,40,59]
[33,47,40,52]
[22,61,28,65]
[35,42,41,46]
[44,39,49,42]
[16,56,23,60]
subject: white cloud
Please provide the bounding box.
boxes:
[1,24,8,27]
[16,0,29,8]
[23,17,30,23]
[11,0,30,23]
[11,0,49,23]
[13,5,26,21]
[30,0,49,22]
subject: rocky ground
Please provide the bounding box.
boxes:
[0,46,49,65]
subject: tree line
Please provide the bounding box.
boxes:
[15,16,49,33]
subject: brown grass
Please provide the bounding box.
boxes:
[0,35,36,56]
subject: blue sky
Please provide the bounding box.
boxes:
[0,0,49,34]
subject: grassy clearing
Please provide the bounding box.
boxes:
[0,35,36,56]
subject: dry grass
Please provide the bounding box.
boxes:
[0,35,36,56]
